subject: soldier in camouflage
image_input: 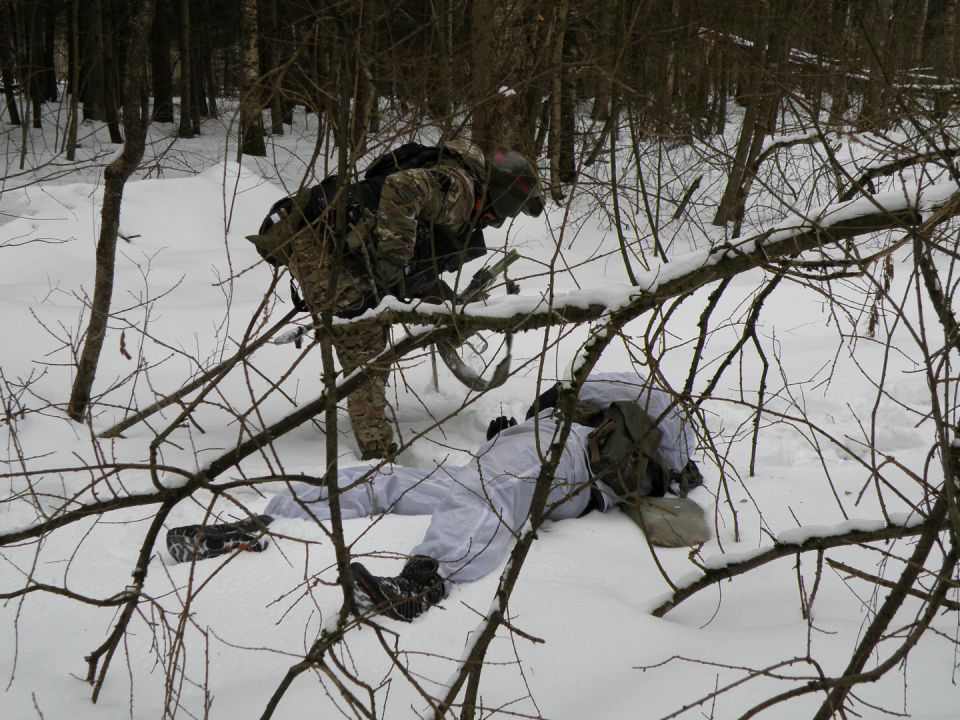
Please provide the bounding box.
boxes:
[374,139,488,268]
[283,139,543,461]
[285,222,392,459]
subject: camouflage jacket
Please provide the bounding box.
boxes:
[374,139,487,265]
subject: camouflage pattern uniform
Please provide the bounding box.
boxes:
[286,222,393,457]
[375,139,487,266]
[290,139,487,458]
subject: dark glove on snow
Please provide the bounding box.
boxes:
[486,416,518,441]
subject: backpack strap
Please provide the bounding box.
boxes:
[587,418,615,463]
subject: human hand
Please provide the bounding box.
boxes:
[486,415,517,441]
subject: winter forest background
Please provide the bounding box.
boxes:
[2,0,960,718]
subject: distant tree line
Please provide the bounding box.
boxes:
[1,0,958,166]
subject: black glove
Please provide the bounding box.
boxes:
[525,382,561,420]
[486,416,517,441]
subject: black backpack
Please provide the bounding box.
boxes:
[248,143,487,277]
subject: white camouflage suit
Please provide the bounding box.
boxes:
[264,372,696,582]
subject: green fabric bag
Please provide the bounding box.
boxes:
[586,400,666,497]
[245,187,314,267]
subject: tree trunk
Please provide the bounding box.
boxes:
[945,0,959,78]
[149,0,174,122]
[192,48,206,122]
[548,0,570,201]
[69,0,159,423]
[470,0,497,148]
[203,44,218,117]
[66,0,80,158]
[0,51,20,125]
[102,0,124,142]
[27,0,41,129]
[713,1,787,232]
[559,24,576,183]
[828,0,852,125]
[198,0,217,118]
[590,3,613,123]
[0,5,21,126]
[260,0,283,135]
[42,0,57,101]
[82,0,106,122]
[858,0,894,130]
[912,0,930,68]
[177,0,193,137]
[238,0,265,156]
[352,0,377,149]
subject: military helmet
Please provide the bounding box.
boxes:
[485,149,543,220]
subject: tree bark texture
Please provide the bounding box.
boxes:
[239,0,266,156]
[470,0,497,148]
[149,0,174,123]
[101,0,124,142]
[177,0,194,136]
[0,7,21,126]
[66,0,81,158]
[548,0,570,200]
[41,0,57,101]
[82,0,107,122]
[68,0,159,423]
[260,0,283,136]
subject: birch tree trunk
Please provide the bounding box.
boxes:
[261,0,283,136]
[238,0,266,156]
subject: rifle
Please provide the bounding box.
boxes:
[456,249,520,306]
[278,250,521,391]
[434,250,520,391]
[332,249,519,320]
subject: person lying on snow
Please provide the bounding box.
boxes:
[166,371,702,622]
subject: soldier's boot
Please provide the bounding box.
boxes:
[359,442,398,462]
[351,556,446,622]
[166,515,274,564]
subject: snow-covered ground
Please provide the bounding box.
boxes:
[1,104,958,719]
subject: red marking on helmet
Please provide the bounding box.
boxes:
[516,175,528,193]
[494,150,507,162]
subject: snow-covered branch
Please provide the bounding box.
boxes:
[649,514,936,618]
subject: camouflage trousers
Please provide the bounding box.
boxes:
[287,225,394,455]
